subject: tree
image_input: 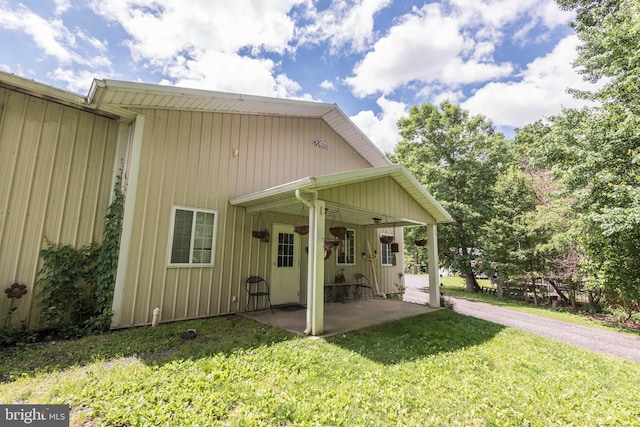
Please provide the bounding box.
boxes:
[480,166,539,283]
[535,0,640,313]
[512,121,589,311]
[392,101,513,292]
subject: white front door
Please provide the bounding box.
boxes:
[270,223,300,306]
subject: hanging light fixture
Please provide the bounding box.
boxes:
[390,223,399,253]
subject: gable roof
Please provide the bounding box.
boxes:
[0,71,391,168]
[87,79,391,167]
[230,164,454,225]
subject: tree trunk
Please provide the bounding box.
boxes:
[465,272,481,293]
[587,290,602,306]
[569,288,577,312]
[549,279,571,305]
[496,278,504,298]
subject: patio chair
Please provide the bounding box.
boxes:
[354,273,375,300]
[245,276,273,313]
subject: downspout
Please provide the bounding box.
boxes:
[295,188,316,335]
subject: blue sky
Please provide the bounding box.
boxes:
[0,0,599,153]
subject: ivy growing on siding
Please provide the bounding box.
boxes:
[36,168,125,337]
[88,168,125,332]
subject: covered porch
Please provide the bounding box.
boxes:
[230,165,452,336]
[245,297,437,337]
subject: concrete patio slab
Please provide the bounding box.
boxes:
[243,298,438,337]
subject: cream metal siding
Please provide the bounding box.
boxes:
[0,87,120,328]
[117,108,373,327]
[319,177,435,225]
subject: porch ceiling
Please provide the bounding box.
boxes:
[229,165,453,227]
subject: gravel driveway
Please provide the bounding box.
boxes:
[403,275,640,364]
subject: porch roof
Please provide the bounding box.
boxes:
[229,164,453,226]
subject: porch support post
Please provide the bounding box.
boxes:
[311,199,326,335]
[427,223,441,308]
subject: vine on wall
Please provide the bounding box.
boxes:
[35,169,125,338]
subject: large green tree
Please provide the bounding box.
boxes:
[541,0,640,313]
[513,121,589,310]
[392,101,513,292]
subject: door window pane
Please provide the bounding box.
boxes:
[277,232,295,267]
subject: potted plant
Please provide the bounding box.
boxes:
[380,235,394,244]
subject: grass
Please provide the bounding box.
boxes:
[1,311,640,426]
[440,276,640,336]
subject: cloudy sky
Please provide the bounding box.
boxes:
[0,0,598,153]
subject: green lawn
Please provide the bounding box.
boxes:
[1,311,639,426]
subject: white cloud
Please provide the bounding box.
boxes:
[0,2,111,79]
[54,0,71,15]
[345,3,512,97]
[461,35,600,128]
[450,0,572,34]
[91,1,301,59]
[432,89,465,105]
[0,3,78,63]
[350,96,409,153]
[89,0,308,97]
[48,67,109,93]
[320,80,336,90]
[296,0,392,54]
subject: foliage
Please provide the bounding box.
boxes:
[88,169,125,333]
[392,101,513,292]
[35,171,125,338]
[36,242,100,330]
[524,0,640,315]
[1,284,36,347]
[480,166,539,280]
[2,313,640,426]
[0,322,38,348]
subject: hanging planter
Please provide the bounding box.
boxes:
[324,240,342,250]
[380,235,394,244]
[328,208,347,239]
[294,225,309,235]
[293,206,309,235]
[252,230,266,239]
[305,246,333,260]
[252,230,270,242]
[251,213,269,242]
[415,239,427,247]
[329,227,347,239]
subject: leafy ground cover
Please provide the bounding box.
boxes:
[440,276,640,336]
[1,310,639,426]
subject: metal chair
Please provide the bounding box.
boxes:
[245,276,273,312]
[354,273,375,300]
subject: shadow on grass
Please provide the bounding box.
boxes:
[325,309,505,365]
[0,315,296,380]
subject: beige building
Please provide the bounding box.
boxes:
[0,72,451,335]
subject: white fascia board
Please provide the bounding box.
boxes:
[97,79,338,112]
[229,177,316,206]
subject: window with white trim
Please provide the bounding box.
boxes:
[380,235,394,267]
[168,206,218,266]
[337,229,355,265]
